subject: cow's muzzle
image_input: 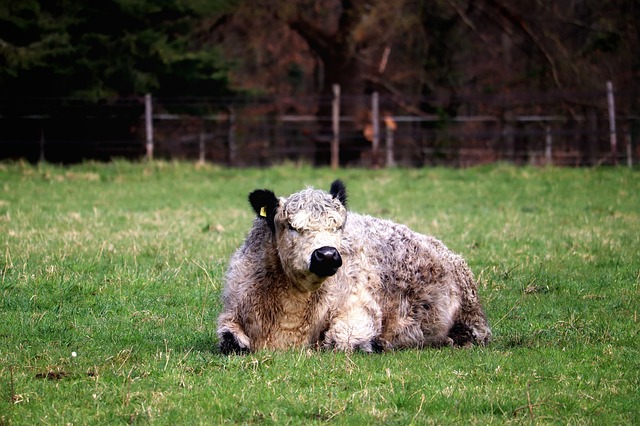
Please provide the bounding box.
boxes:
[309,246,342,277]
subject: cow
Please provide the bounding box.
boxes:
[217,180,491,354]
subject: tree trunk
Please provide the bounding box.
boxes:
[288,1,369,165]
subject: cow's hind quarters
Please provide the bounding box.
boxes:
[219,331,250,355]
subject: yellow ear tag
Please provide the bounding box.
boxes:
[259,206,267,217]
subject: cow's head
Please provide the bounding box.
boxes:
[249,180,348,292]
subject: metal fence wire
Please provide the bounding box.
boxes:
[1,87,638,167]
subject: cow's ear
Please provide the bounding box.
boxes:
[248,189,278,233]
[330,179,347,207]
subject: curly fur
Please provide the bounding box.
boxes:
[217,180,491,353]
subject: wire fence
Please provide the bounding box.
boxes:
[1,88,638,167]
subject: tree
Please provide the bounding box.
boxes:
[415,0,640,164]
[215,0,429,163]
[0,0,234,101]
[444,1,640,109]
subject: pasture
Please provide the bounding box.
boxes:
[1,161,638,424]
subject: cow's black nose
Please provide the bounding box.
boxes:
[309,246,342,277]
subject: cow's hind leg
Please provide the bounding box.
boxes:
[448,315,491,347]
[219,331,250,355]
[448,297,492,347]
[447,261,492,346]
[414,294,460,348]
[217,317,252,355]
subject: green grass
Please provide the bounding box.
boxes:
[1,161,639,424]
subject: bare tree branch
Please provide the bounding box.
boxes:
[445,0,492,45]
[481,0,563,89]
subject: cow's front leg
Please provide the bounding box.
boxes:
[217,317,251,355]
[323,294,383,353]
[323,315,382,352]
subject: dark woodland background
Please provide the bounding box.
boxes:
[1,1,638,166]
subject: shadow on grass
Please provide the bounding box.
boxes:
[173,332,221,355]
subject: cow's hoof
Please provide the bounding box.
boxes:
[353,337,388,353]
[448,321,475,347]
[219,331,250,355]
[369,337,389,353]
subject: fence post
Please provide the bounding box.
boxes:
[39,128,45,163]
[606,81,617,165]
[145,93,153,160]
[627,131,633,168]
[228,108,237,166]
[331,84,340,170]
[198,131,205,165]
[371,91,380,168]
[385,115,396,167]
[503,112,515,162]
[545,125,552,165]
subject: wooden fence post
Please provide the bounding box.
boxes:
[198,131,205,165]
[385,115,396,167]
[39,128,45,163]
[145,93,153,160]
[228,108,237,166]
[545,125,552,165]
[371,91,380,168]
[503,112,515,162]
[331,84,340,170]
[606,81,617,165]
[627,131,633,168]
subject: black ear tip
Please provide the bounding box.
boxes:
[247,190,261,209]
[329,179,347,206]
[248,188,278,233]
[248,189,277,216]
[330,179,344,190]
[248,189,263,203]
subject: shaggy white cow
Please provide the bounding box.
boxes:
[217,180,491,354]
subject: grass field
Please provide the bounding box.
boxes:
[1,161,639,424]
